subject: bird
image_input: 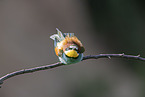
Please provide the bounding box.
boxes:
[50,28,85,65]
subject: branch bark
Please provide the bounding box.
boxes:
[0,53,145,88]
[82,53,145,61]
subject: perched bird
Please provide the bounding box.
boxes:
[50,28,85,64]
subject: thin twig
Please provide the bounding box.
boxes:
[0,62,64,87]
[82,53,145,61]
[0,53,145,88]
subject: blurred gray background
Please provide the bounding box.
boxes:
[0,0,145,97]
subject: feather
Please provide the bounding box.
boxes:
[50,28,65,42]
[56,28,65,41]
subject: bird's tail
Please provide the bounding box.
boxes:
[50,28,75,47]
[50,28,65,42]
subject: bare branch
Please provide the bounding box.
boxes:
[0,62,64,88]
[0,53,145,88]
[82,54,145,61]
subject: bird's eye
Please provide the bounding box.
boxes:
[65,48,71,51]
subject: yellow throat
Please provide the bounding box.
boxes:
[65,50,79,58]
